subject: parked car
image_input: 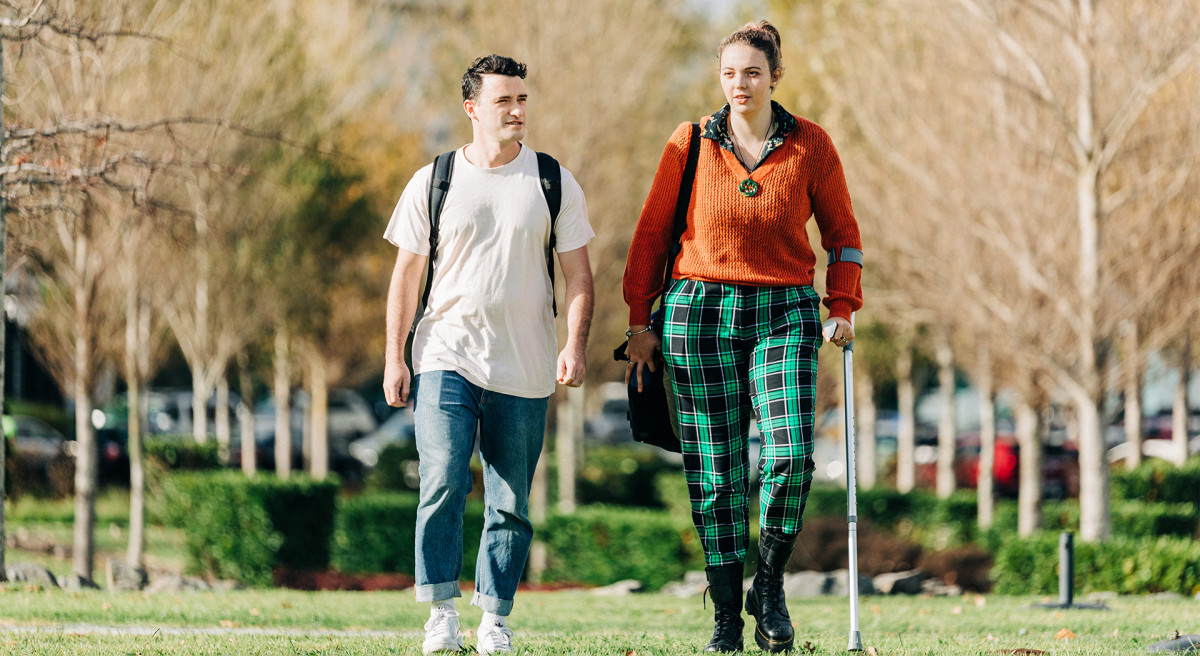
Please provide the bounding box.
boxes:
[943,432,1080,499]
[6,414,71,465]
[250,388,378,476]
[348,406,416,469]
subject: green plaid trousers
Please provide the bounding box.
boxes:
[662,279,822,566]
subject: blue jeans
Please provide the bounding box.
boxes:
[412,370,548,615]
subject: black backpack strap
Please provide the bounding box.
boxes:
[536,151,563,316]
[413,150,456,333]
[662,123,701,298]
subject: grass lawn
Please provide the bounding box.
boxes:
[4,489,187,580]
[1,588,1197,654]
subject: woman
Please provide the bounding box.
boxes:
[622,21,863,653]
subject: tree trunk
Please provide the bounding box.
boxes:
[896,339,917,493]
[935,338,956,498]
[306,349,329,480]
[1123,321,1143,468]
[1071,0,1110,544]
[238,353,256,476]
[273,325,292,479]
[556,386,584,514]
[191,367,208,444]
[975,345,995,530]
[124,278,145,568]
[215,375,231,462]
[856,364,877,490]
[72,259,97,580]
[1172,335,1192,466]
[0,37,7,583]
[1075,389,1110,541]
[1014,394,1042,537]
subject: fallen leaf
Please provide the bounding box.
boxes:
[1055,628,1076,640]
[996,649,1045,655]
[281,602,293,609]
[985,634,997,641]
[867,647,880,656]
[102,602,112,611]
[800,641,817,654]
[663,608,678,615]
[975,595,987,607]
[220,619,237,628]
[871,605,882,616]
[250,608,261,616]
[951,606,963,615]
[1112,629,1119,637]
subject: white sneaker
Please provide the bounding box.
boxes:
[477,618,514,654]
[422,607,464,654]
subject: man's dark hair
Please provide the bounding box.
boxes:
[461,54,528,102]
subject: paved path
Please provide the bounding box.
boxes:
[0,622,421,639]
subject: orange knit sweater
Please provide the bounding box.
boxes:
[623,116,864,326]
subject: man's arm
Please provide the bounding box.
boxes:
[555,245,594,387]
[383,248,428,407]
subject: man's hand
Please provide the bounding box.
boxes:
[557,341,586,387]
[383,360,412,407]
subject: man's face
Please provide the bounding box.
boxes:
[466,74,527,144]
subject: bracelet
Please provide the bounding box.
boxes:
[625,326,653,338]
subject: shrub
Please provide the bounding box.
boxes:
[984,499,1197,550]
[158,471,339,586]
[331,492,485,579]
[366,442,421,492]
[1112,458,1200,505]
[576,445,679,508]
[539,505,703,590]
[145,437,222,471]
[992,531,1200,595]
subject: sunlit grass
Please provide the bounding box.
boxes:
[0,589,1195,655]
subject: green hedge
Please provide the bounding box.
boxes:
[985,500,1197,551]
[145,437,222,471]
[992,531,1200,595]
[539,505,703,590]
[331,492,485,578]
[1112,458,1200,505]
[576,446,678,508]
[158,472,339,586]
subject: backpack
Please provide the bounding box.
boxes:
[411,148,563,336]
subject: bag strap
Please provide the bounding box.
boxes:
[415,148,562,333]
[536,151,563,316]
[661,122,701,300]
[412,150,456,334]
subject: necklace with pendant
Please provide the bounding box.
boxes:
[731,118,772,197]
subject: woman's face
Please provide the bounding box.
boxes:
[719,43,779,117]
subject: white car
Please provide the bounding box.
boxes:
[348,407,416,468]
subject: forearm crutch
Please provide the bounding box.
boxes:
[825,314,863,652]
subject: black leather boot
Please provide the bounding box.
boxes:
[745,529,796,652]
[704,563,745,652]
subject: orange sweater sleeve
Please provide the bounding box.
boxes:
[809,127,863,320]
[622,122,694,326]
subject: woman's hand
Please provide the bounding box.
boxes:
[824,316,855,347]
[624,327,662,392]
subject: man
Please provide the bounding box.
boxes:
[382,54,594,654]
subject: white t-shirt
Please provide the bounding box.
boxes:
[384,144,594,398]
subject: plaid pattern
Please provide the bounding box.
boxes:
[661,279,822,566]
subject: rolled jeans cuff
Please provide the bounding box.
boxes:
[414,581,461,603]
[471,590,514,616]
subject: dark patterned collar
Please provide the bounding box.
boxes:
[702,101,797,171]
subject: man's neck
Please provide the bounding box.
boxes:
[464,139,522,168]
